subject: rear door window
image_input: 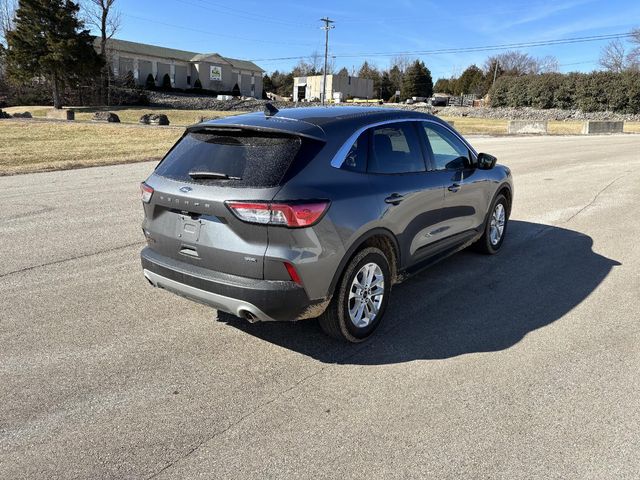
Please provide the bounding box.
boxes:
[155,130,302,187]
[368,123,427,174]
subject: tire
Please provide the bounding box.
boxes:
[319,247,391,343]
[473,193,509,254]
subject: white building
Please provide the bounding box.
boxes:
[293,74,374,102]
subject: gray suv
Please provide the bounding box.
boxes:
[140,106,513,342]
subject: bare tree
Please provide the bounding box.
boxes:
[0,0,16,47]
[82,0,121,56]
[537,55,559,73]
[484,51,558,76]
[308,50,322,74]
[390,55,412,73]
[598,39,628,73]
[626,28,640,70]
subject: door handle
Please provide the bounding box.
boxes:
[448,183,461,192]
[384,193,405,205]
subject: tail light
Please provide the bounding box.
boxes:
[225,201,329,228]
[140,182,154,203]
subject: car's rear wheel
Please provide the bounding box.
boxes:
[473,193,509,254]
[319,247,391,342]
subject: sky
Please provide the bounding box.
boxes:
[106,0,640,79]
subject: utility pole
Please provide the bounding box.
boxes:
[320,17,334,105]
[492,60,499,86]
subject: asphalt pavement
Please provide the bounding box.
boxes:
[1,134,639,479]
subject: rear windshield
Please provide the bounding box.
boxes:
[155,130,302,188]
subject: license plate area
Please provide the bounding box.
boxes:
[176,214,202,243]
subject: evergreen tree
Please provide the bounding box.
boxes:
[456,65,485,96]
[231,82,241,97]
[379,71,394,101]
[433,78,453,94]
[336,66,349,76]
[161,73,171,91]
[262,73,273,93]
[388,65,403,100]
[358,61,381,98]
[401,60,433,100]
[6,0,102,108]
[145,73,155,90]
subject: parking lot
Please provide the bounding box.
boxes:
[1,134,639,479]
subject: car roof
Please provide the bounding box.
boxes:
[194,106,438,141]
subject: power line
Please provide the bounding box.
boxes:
[248,32,633,62]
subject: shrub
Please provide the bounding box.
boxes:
[231,83,241,97]
[528,73,562,109]
[575,72,609,112]
[489,76,510,107]
[506,76,530,107]
[623,71,640,114]
[553,73,579,110]
[161,73,172,91]
[193,78,202,89]
[145,73,156,90]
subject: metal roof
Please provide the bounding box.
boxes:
[101,38,197,62]
[100,38,263,72]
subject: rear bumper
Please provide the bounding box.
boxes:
[141,247,321,321]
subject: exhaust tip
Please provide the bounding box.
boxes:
[242,310,258,323]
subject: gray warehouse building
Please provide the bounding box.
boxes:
[99,38,264,97]
[293,74,374,102]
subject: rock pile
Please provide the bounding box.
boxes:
[11,111,32,118]
[139,113,170,126]
[92,111,120,123]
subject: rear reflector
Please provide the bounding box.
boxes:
[283,262,302,285]
[225,201,329,228]
[140,182,154,203]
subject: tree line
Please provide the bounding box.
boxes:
[264,57,435,101]
[489,71,640,113]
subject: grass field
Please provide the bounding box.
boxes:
[3,106,242,126]
[0,120,182,175]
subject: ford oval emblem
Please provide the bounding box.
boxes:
[179,186,193,193]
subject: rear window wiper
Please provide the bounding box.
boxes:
[188,171,242,180]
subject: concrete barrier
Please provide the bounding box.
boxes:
[46,109,75,120]
[507,120,547,134]
[582,121,623,134]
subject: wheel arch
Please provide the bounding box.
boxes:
[328,228,400,296]
[496,182,513,217]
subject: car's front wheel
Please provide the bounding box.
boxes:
[319,247,391,342]
[473,193,509,254]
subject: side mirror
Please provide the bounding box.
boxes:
[477,152,497,170]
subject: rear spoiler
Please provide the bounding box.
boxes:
[187,114,327,142]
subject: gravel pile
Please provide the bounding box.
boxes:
[147,92,640,121]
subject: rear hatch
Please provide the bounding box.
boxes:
[142,127,311,279]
